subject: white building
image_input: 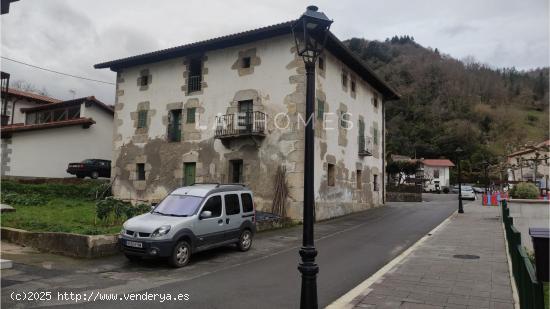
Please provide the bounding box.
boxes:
[1,96,114,178]
[422,159,455,191]
[1,88,61,126]
[507,140,550,190]
[94,20,399,220]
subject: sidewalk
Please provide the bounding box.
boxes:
[335,201,516,309]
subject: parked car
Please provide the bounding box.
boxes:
[472,186,485,194]
[119,183,256,267]
[450,185,459,193]
[460,185,477,200]
[66,159,111,179]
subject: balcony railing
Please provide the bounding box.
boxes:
[358,135,373,156]
[215,111,266,139]
[187,75,202,93]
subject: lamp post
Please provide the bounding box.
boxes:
[456,147,464,213]
[416,164,424,193]
[482,160,489,193]
[291,6,332,309]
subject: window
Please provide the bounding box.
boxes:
[317,99,324,120]
[357,170,362,189]
[137,110,148,128]
[230,159,243,183]
[202,196,222,217]
[318,57,324,70]
[373,174,379,191]
[327,163,335,186]
[351,80,356,93]
[188,58,202,93]
[241,193,253,213]
[372,95,379,108]
[241,57,251,68]
[186,107,196,124]
[342,71,348,87]
[373,127,378,145]
[155,195,203,217]
[224,194,241,215]
[140,75,148,86]
[136,163,145,181]
[168,109,182,142]
[433,169,440,178]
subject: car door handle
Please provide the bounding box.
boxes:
[226,218,230,224]
[217,219,223,224]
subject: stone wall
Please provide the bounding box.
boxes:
[386,191,422,202]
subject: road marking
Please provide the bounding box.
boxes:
[326,209,458,309]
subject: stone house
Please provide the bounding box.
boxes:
[507,140,550,190]
[94,21,399,221]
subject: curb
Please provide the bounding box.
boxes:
[326,209,457,309]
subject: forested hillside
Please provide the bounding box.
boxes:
[345,36,549,175]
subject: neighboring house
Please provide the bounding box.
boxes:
[421,159,455,191]
[94,20,399,221]
[1,96,114,178]
[1,88,62,126]
[507,140,550,189]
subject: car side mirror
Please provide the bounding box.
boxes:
[200,210,212,219]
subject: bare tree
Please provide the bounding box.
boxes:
[11,79,49,96]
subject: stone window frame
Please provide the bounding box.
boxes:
[182,55,208,96]
[131,101,156,143]
[231,48,261,77]
[137,69,152,91]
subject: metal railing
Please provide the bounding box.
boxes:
[215,111,266,138]
[187,75,202,93]
[358,135,373,156]
[501,200,545,309]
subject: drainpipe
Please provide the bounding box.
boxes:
[382,98,385,204]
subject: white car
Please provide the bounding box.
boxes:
[460,186,477,200]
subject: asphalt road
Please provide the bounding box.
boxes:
[1,194,462,309]
[82,194,458,309]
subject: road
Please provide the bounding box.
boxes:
[1,194,463,309]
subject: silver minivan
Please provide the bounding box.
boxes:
[119,183,256,267]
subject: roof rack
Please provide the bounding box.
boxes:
[220,183,247,187]
[191,182,221,187]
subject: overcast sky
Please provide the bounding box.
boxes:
[1,0,548,103]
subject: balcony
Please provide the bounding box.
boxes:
[358,135,373,156]
[187,75,202,93]
[215,111,266,141]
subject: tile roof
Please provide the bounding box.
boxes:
[94,20,399,100]
[6,88,61,104]
[20,96,114,115]
[421,159,455,167]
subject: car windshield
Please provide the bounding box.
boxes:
[82,159,94,164]
[462,186,473,191]
[153,195,203,217]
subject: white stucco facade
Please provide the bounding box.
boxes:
[1,102,113,178]
[104,30,394,221]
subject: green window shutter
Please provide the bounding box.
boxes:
[317,99,324,120]
[137,110,148,128]
[187,107,196,123]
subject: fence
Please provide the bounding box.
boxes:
[501,200,545,309]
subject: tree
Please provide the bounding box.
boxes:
[11,79,49,96]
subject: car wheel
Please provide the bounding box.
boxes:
[91,171,99,179]
[125,254,141,262]
[237,229,253,252]
[169,241,191,268]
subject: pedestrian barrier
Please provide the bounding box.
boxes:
[483,192,508,206]
[500,200,545,309]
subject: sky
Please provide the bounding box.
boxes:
[1,0,548,104]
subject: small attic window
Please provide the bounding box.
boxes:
[140,75,148,86]
[318,57,325,70]
[241,57,251,68]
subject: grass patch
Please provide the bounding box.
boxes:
[1,198,121,235]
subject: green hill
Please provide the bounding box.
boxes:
[345,36,549,178]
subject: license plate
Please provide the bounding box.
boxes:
[125,241,142,248]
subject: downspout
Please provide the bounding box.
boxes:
[382,98,386,204]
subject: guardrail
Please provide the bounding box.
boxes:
[501,200,545,309]
[214,111,266,139]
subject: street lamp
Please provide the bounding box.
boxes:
[481,160,489,193]
[456,147,464,213]
[416,164,424,192]
[292,6,332,309]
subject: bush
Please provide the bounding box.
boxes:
[442,187,450,194]
[1,192,46,206]
[96,197,150,225]
[1,180,105,200]
[510,182,539,199]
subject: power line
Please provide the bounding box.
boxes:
[1,56,115,85]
